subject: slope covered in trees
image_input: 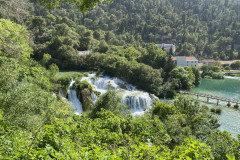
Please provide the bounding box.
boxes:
[2,0,240,60]
[1,0,240,159]
[80,0,240,60]
[1,0,202,98]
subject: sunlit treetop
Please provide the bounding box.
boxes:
[0,19,32,61]
[34,0,113,12]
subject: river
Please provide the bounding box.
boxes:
[192,77,240,137]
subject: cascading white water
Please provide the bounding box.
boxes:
[91,92,98,104]
[122,91,152,111]
[59,91,65,98]
[81,74,157,115]
[67,79,83,115]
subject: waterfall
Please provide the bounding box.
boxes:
[81,74,157,115]
[91,92,98,104]
[59,91,65,98]
[122,91,152,111]
[67,79,83,115]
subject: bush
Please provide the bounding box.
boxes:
[210,108,216,113]
[234,104,239,109]
[212,72,224,79]
[230,60,240,70]
[227,102,231,107]
[224,66,231,71]
[205,75,212,79]
[216,108,222,114]
[73,80,93,91]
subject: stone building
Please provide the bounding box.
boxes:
[172,56,198,68]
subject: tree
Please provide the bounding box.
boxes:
[49,63,59,77]
[31,16,46,37]
[169,67,195,90]
[171,138,213,159]
[96,40,109,53]
[211,61,222,72]
[141,44,167,69]
[190,66,201,86]
[124,47,141,61]
[179,42,195,56]
[40,53,52,66]
[34,0,113,12]
[90,90,125,118]
[206,131,237,160]
[0,0,28,24]
[0,19,32,60]
[231,60,240,70]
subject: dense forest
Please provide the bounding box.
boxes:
[0,0,240,159]
[21,0,240,60]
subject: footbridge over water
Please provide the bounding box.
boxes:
[179,90,240,105]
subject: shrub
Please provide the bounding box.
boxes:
[224,66,231,71]
[212,72,224,79]
[205,75,212,79]
[234,104,239,109]
[210,108,216,113]
[73,80,93,91]
[227,102,231,107]
[216,108,222,114]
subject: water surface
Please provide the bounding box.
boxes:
[192,78,240,137]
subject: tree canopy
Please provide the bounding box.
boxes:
[34,0,113,12]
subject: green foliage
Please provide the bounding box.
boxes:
[1,2,240,159]
[179,43,195,56]
[201,63,224,79]
[0,19,32,60]
[234,104,239,109]
[171,138,213,159]
[140,43,167,69]
[210,108,216,113]
[96,40,109,53]
[49,63,59,77]
[151,101,175,121]
[73,80,92,91]
[169,66,195,90]
[124,47,141,61]
[231,60,240,70]
[216,108,222,114]
[90,90,126,118]
[206,131,237,160]
[227,102,231,107]
[225,66,231,71]
[34,0,113,12]
[40,53,52,66]
[30,0,240,61]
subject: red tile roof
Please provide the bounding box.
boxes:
[171,56,197,61]
[186,57,197,61]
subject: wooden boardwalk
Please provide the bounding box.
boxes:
[179,90,240,105]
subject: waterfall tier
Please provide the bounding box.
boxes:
[82,74,157,114]
[67,79,83,115]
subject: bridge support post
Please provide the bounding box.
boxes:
[207,97,209,102]
[197,95,199,99]
[217,100,219,106]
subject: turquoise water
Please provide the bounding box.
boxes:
[193,78,240,100]
[192,78,240,137]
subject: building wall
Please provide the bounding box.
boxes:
[156,44,176,53]
[174,57,199,68]
[186,60,198,68]
[176,57,187,67]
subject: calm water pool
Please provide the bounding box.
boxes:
[192,78,240,137]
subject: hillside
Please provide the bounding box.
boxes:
[0,0,240,159]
